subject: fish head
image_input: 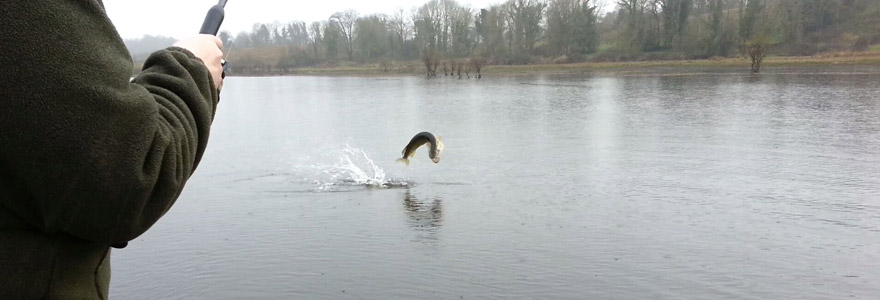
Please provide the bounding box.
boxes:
[432,137,443,163]
[436,136,444,153]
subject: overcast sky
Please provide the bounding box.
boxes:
[103,0,615,40]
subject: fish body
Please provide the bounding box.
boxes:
[396,131,443,166]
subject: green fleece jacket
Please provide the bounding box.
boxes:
[0,1,219,299]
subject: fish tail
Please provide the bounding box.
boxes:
[395,158,410,166]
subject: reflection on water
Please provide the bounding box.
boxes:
[402,189,443,243]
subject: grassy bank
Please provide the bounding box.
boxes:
[134,51,880,77]
[481,51,880,75]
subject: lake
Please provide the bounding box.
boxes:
[111,66,880,299]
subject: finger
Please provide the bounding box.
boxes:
[213,67,224,87]
[205,35,223,51]
[214,47,225,59]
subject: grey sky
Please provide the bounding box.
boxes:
[103,0,614,40]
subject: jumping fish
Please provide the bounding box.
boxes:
[396,132,444,166]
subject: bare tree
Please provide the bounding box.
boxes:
[355,14,391,60]
[414,1,443,50]
[469,55,486,78]
[331,10,359,60]
[547,0,600,57]
[450,4,474,57]
[431,52,442,75]
[746,39,766,73]
[743,0,773,73]
[422,47,440,76]
[616,0,649,51]
[475,6,506,59]
[389,9,412,57]
[308,22,323,57]
[506,0,546,54]
[379,60,393,72]
[441,0,454,52]
[659,0,691,48]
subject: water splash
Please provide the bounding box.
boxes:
[311,144,411,191]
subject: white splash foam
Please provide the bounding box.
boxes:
[308,144,409,191]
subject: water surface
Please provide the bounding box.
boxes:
[112,66,880,299]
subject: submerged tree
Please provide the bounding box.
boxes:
[422,48,440,76]
[745,37,766,73]
[469,55,487,78]
[740,0,774,73]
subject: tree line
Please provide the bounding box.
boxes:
[193,0,880,74]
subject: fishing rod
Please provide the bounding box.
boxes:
[199,0,229,78]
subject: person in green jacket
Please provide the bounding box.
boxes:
[0,1,225,299]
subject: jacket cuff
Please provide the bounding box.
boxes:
[159,46,219,97]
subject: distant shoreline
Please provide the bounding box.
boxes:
[134,51,880,77]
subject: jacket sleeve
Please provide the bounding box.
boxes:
[0,1,219,244]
